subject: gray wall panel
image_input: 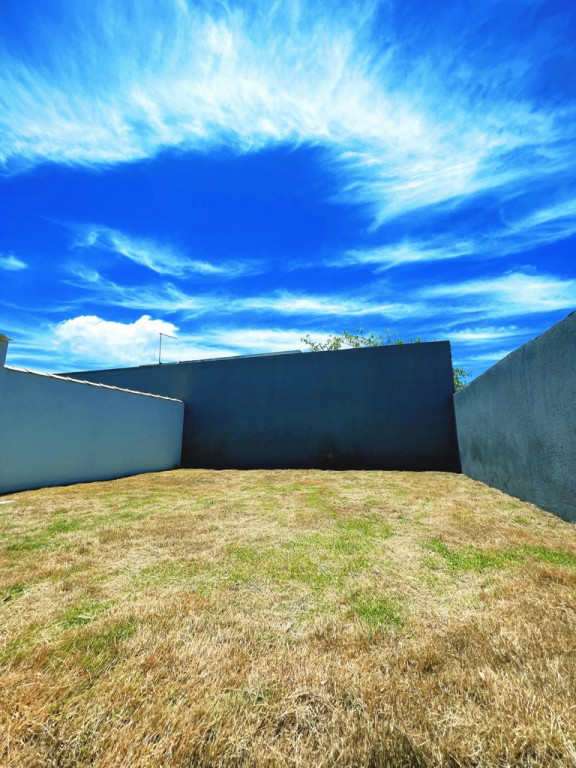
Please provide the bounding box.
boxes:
[0,368,184,494]
[454,311,576,521]
[66,342,460,471]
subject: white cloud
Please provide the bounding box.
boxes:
[236,293,420,318]
[64,259,576,331]
[190,327,330,355]
[0,254,27,271]
[73,225,258,278]
[337,238,474,271]
[65,267,217,314]
[463,349,514,363]
[7,311,407,370]
[1,0,575,256]
[336,197,576,271]
[422,271,576,318]
[53,314,177,367]
[65,265,422,319]
[51,318,336,368]
[448,325,527,344]
[141,326,336,363]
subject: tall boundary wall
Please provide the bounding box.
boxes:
[454,311,576,522]
[66,341,461,472]
[0,366,184,495]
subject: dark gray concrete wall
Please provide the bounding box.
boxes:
[66,342,460,471]
[0,368,184,494]
[454,311,576,522]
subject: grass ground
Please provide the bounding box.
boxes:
[1,469,576,767]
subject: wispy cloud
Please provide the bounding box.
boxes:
[462,349,514,364]
[65,266,213,314]
[65,264,422,319]
[421,271,576,318]
[446,325,534,373]
[197,327,326,355]
[336,198,576,271]
[1,0,575,259]
[72,225,258,278]
[448,326,529,344]
[0,254,27,271]
[147,326,334,363]
[64,261,575,329]
[4,270,572,372]
[337,238,474,271]
[236,294,419,318]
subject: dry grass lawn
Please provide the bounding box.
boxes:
[1,469,576,767]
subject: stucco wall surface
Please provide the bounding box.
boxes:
[454,311,576,522]
[0,367,184,494]
[66,342,460,471]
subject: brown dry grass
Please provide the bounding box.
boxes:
[1,469,576,767]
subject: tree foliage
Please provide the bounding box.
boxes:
[300,329,470,391]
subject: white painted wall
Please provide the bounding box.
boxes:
[0,367,184,494]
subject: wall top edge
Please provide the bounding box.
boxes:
[4,366,183,403]
[63,340,451,377]
[454,309,576,399]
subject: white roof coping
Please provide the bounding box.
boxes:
[4,366,183,403]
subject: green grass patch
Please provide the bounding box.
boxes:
[427,540,521,571]
[2,582,26,603]
[4,517,85,553]
[351,593,404,630]
[298,487,338,520]
[5,534,55,553]
[226,540,371,591]
[45,519,84,536]
[290,516,391,557]
[2,505,163,556]
[336,515,392,539]
[500,500,525,511]
[137,560,206,587]
[60,601,110,629]
[426,540,576,572]
[221,515,393,591]
[521,545,576,568]
[57,617,138,674]
[226,543,330,589]
[0,625,38,667]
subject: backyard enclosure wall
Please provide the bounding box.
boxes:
[66,342,460,471]
[0,367,184,494]
[454,311,576,522]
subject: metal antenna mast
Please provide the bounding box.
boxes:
[158,333,177,364]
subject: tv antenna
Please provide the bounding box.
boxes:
[158,333,178,364]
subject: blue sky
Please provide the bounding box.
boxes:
[0,0,575,377]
